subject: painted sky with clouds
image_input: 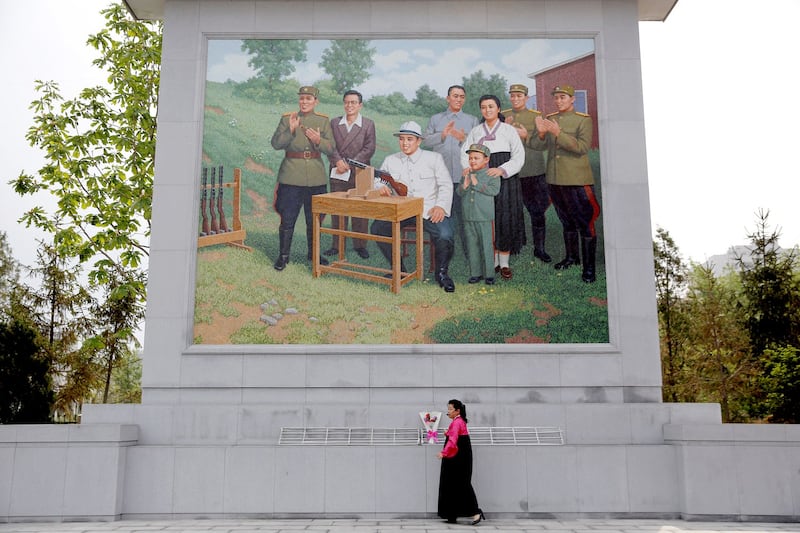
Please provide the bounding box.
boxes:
[206,38,595,99]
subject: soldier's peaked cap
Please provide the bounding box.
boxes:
[551,84,575,96]
[298,86,319,98]
[465,144,490,157]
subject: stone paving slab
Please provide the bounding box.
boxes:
[1,519,799,533]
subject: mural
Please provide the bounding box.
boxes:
[193,38,607,345]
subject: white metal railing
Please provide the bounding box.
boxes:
[466,426,564,445]
[279,426,564,445]
[279,427,421,445]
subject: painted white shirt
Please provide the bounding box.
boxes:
[337,113,363,133]
[377,148,453,219]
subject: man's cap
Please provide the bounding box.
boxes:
[509,83,529,95]
[393,121,423,138]
[551,84,575,96]
[298,86,319,98]
[465,143,490,157]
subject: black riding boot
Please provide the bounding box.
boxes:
[434,240,455,293]
[274,228,292,271]
[554,231,580,270]
[306,226,328,266]
[532,225,552,263]
[581,236,597,283]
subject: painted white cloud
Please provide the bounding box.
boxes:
[358,47,471,99]
[412,48,436,60]
[293,62,326,85]
[206,53,256,83]
[502,41,568,79]
[374,49,413,72]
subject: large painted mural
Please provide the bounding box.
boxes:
[193,38,608,345]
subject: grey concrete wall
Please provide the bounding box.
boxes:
[665,424,800,520]
[4,420,800,521]
[80,402,722,446]
[0,425,138,521]
[116,442,683,518]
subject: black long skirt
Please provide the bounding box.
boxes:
[437,435,480,520]
[491,151,526,254]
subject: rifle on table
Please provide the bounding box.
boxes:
[346,158,408,197]
[217,165,229,232]
[200,167,209,236]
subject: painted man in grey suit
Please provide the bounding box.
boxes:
[423,85,479,258]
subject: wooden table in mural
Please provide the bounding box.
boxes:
[311,192,424,293]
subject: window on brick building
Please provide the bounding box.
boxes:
[575,90,588,113]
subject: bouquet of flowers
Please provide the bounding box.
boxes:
[419,411,442,444]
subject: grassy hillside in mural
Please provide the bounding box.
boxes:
[195,80,608,344]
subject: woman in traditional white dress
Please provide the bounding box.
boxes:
[460,95,526,280]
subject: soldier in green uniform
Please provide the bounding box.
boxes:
[528,84,601,283]
[270,86,335,271]
[503,83,551,263]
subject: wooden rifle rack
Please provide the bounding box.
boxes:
[198,166,251,251]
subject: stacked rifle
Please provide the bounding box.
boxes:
[200,165,230,236]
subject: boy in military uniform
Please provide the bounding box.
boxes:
[270,85,335,271]
[528,84,601,283]
[502,83,551,263]
[457,144,501,285]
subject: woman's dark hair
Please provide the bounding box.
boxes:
[478,94,505,123]
[448,399,468,423]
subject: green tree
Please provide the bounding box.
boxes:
[736,209,800,357]
[653,227,690,402]
[684,265,754,422]
[735,209,800,420]
[0,317,53,424]
[103,350,142,404]
[461,70,509,117]
[761,345,800,423]
[0,231,20,313]
[242,39,308,89]
[20,243,95,421]
[85,272,145,403]
[320,39,376,94]
[12,2,161,304]
[412,84,447,117]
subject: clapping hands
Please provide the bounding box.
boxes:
[442,120,466,143]
[287,112,322,145]
[535,115,560,138]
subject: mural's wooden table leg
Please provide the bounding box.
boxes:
[312,192,424,293]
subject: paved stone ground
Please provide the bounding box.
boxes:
[1,519,799,533]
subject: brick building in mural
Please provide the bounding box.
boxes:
[530,52,598,149]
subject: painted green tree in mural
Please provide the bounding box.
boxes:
[242,39,308,89]
[461,70,509,117]
[320,39,376,94]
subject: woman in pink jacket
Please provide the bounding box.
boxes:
[437,399,484,525]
